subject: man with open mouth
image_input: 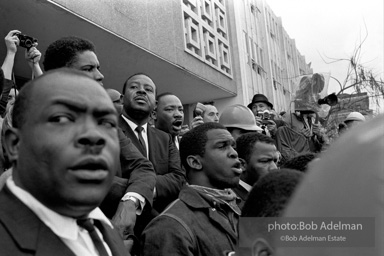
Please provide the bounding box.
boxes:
[153,92,187,149]
[141,122,242,256]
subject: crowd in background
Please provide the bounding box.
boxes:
[0,29,381,256]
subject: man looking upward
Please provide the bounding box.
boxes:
[119,73,185,227]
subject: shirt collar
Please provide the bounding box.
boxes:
[6,173,113,241]
[239,180,253,192]
[122,114,148,134]
[174,136,180,149]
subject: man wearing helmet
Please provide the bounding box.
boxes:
[344,111,366,129]
[219,104,262,141]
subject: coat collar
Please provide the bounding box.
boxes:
[0,186,76,255]
[178,186,239,242]
[178,185,213,209]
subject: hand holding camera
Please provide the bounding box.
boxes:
[193,102,206,117]
[256,110,275,123]
[25,46,41,65]
[5,30,38,52]
[4,30,21,54]
[256,110,277,135]
[191,102,206,129]
[14,32,38,50]
[3,30,42,79]
[191,116,204,129]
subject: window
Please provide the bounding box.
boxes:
[182,0,232,77]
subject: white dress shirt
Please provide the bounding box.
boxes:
[6,175,112,256]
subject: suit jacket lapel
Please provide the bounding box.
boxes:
[0,187,76,256]
[36,226,77,256]
[118,115,146,157]
[147,126,158,164]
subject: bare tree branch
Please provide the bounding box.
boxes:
[317,28,383,141]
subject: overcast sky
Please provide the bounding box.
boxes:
[266,0,383,100]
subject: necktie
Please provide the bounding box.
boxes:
[77,218,109,256]
[135,126,147,157]
[307,116,313,136]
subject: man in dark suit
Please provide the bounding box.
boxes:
[234,132,279,209]
[42,36,156,247]
[119,74,185,216]
[0,69,127,255]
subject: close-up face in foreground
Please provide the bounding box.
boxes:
[11,71,119,217]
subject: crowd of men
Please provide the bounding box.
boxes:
[0,29,381,256]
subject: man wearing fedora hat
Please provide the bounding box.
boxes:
[247,94,285,137]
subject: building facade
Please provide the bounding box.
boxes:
[0,0,312,122]
[225,0,312,113]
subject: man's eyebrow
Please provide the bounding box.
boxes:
[81,64,98,68]
[93,107,118,117]
[51,99,116,116]
[52,99,87,112]
[212,138,235,145]
[165,105,182,108]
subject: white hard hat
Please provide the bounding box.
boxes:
[219,104,263,131]
[345,112,365,122]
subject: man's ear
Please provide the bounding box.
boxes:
[151,109,157,121]
[186,155,202,170]
[239,158,247,171]
[252,238,273,256]
[4,127,21,164]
